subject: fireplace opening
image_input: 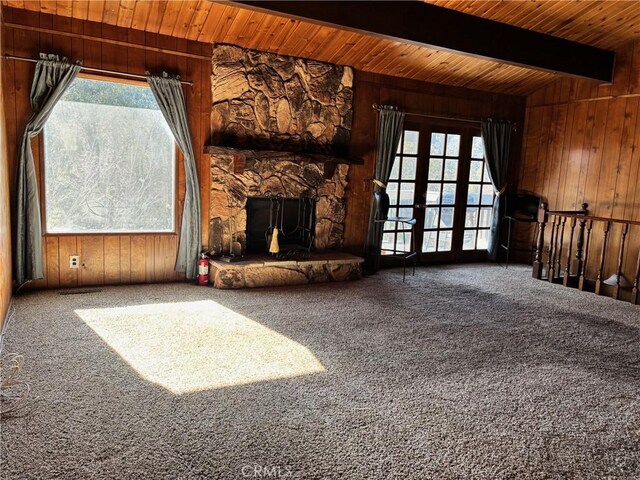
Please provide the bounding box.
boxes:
[245,197,316,257]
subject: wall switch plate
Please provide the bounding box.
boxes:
[70,256,79,269]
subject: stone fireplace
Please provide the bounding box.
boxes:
[207,44,357,257]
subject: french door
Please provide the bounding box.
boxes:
[381,120,495,264]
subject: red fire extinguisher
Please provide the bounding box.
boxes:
[198,253,209,286]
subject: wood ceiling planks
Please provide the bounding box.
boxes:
[3,0,640,95]
[428,1,640,51]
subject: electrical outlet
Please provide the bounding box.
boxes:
[70,256,79,269]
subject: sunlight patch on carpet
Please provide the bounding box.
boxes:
[75,300,325,394]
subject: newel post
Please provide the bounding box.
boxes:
[532,202,548,279]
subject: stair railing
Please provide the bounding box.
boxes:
[532,203,640,304]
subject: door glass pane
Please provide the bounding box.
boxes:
[471,136,484,159]
[399,183,415,205]
[440,207,454,228]
[396,230,410,252]
[401,157,417,180]
[430,133,445,156]
[382,232,395,252]
[403,131,419,154]
[425,207,439,228]
[438,230,452,251]
[469,160,483,182]
[467,185,480,205]
[465,207,478,228]
[483,167,492,183]
[481,185,494,205]
[442,183,456,204]
[445,134,460,157]
[422,231,437,253]
[387,182,399,204]
[426,183,441,204]
[479,207,492,228]
[444,159,458,181]
[398,207,413,218]
[389,158,400,180]
[428,158,443,180]
[463,230,476,250]
[477,230,489,250]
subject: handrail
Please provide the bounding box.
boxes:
[548,211,640,227]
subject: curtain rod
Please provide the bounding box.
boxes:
[372,104,517,130]
[3,54,194,87]
[373,104,480,124]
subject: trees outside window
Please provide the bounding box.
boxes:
[44,77,176,234]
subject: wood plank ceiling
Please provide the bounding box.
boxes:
[3,1,640,95]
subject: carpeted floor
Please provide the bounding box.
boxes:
[1,264,640,479]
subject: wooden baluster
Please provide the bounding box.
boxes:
[532,203,548,280]
[555,217,567,282]
[574,203,589,284]
[632,236,640,304]
[575,217,587,279]
[614,224,629,300]
[563,217,577,287]
[594,221,611,295]
[548,216,558,281]
[578,220,593,291]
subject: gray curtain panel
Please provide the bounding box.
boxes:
[481,119,513,261]
[147,73,201,279]
[364,106,406,272]
[14,54,81,284]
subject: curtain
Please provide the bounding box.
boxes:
[147,73,201,279]
[14,54,81,284]
[364,106,405,272]
[481,119,513,261]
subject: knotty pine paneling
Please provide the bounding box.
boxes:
[1,6,12,326]
[343,70,525,253]
[2,8,526,290]
[4,1,639,95]
[515,39,640,293]
[1,8,212,289]
[0,3,571,96]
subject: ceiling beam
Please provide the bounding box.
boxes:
[230,0,615,83]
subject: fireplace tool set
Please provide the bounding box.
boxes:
[220,196,244,263]
[266,195,316,260]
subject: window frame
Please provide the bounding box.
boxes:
[40,73,180,237]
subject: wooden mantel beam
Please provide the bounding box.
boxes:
[230,0,615,83]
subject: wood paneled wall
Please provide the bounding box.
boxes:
[1,8,212,289]
[344,71,525,253]
[516,39,640,287]
[1,6,12,326]
[2,7,525,289]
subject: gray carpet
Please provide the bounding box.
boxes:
[1,264,640,479]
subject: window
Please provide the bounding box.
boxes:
[44,77,176,234]
[463,136,494,250]
[381,130,418,255]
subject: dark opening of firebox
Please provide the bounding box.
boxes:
[245,197,316,255]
